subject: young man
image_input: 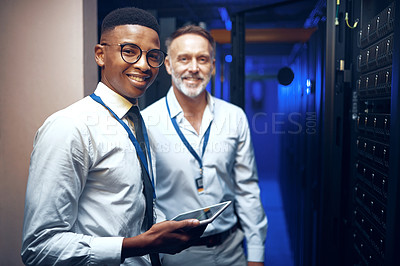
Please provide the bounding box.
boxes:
[142,25,268,266]
[21,8,204,266]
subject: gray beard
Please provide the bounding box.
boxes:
[171,69,211,98]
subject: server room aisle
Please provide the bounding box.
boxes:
[259,176,294,266]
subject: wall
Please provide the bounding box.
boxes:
[0,0,97,264]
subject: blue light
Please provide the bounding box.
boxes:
[225,55,232,63]
[225,20,232,31]
[218,7,229,21]
[306,78,311,95]
[218,7,232,31]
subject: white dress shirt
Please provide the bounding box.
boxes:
[142,88,268,262]
[21,82,156,265]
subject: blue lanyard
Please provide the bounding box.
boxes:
[165,97,211,174]
[90,93,155,198]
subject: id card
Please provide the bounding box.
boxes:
[195,176,204,194]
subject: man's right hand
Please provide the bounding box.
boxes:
[121,219,207,260]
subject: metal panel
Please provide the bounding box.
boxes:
[347,1,397,265]
[230,13,245,109]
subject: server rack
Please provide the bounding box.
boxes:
[266,1,399,265]
[343,1,400,265]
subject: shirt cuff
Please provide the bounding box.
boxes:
[247,245,265,262]
[90,237,124,265]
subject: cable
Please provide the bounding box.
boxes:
[345,12,359,28]
[335,0,340,25]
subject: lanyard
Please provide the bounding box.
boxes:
[90,93,155,198]
[165,97,211,175]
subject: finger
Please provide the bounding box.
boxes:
[177,219,201,230]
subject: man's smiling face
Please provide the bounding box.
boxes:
[165,33,215,99]
[95,24,160,102]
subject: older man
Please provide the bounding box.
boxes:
[143,25,268,266]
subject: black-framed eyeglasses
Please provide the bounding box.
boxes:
[101,43,167,68]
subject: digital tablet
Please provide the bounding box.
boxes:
[171,201,232,225]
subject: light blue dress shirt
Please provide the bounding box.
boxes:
[142,88,268,262]
[21,82,156,265]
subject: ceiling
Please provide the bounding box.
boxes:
[98,0,326,58]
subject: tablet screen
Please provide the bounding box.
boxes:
[171,201,231,224]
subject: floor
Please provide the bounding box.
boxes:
[259,176,294,266]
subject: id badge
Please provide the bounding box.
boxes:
[195,176,204,194]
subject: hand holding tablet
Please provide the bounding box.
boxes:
[171,201,232,225]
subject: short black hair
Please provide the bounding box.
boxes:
[101,7,160,36]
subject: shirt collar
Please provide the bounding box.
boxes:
[166,87,215,119]
[94,82,137,119]
[166,87,215,136]
[205,91,215,114]
[166,87,183,119]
